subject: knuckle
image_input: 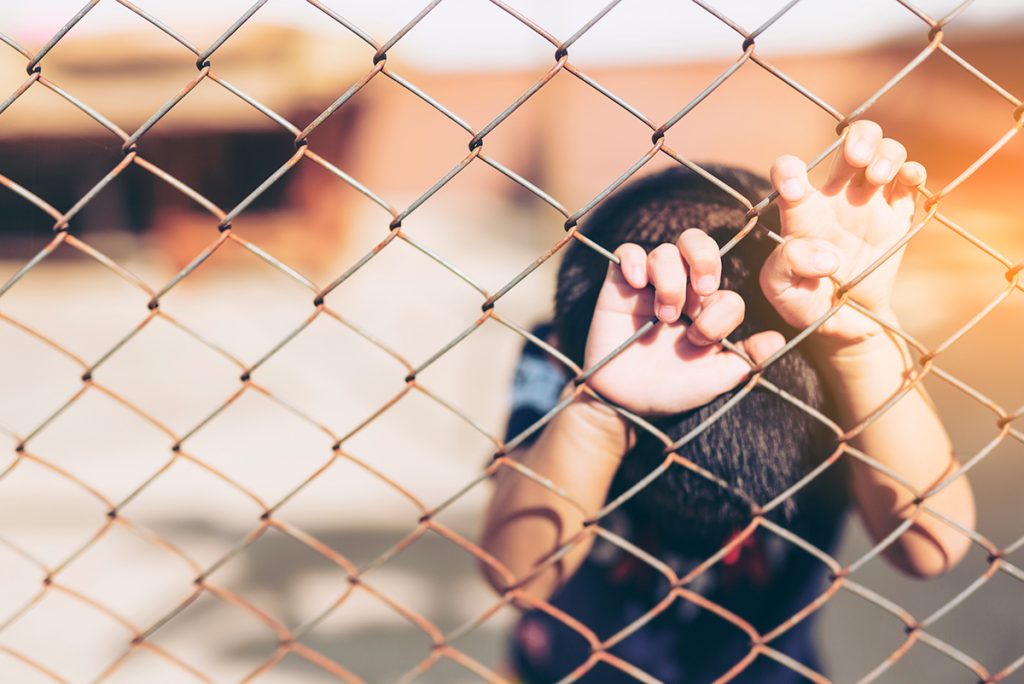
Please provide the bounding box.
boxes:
[685,248,719,271]
[772,154,801,173]
[649,245,682,274]
[692,308,720,335]
[680,227,705,242]
[657,289,684,306]
[719,291,746,320]
[681,230,717,256]
[650,243,676,259]
[855,119,883,138]
[692,323,716,343]
[780,154,803,171]
[688,328,712,346]
[723,289,745,308]
[883,139,906,157]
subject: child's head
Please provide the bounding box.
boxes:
[555,165,838,552]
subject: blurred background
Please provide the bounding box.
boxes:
[0,1,1021,682]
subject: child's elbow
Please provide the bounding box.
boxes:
[478,556,510,596]
[477,525,515,595]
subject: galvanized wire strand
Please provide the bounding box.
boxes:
[0,0,1019,682]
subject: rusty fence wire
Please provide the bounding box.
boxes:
[0,0,1021,682]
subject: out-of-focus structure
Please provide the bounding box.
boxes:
[0,26,367,268]
[0,3,1022,683]
[2,23,1020,273]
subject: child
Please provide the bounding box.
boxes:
[480,120,976,682]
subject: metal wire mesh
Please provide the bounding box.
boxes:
[0,0,1021,682]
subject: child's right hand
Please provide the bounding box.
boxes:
[583,231,786,417]
[761,120,924,351]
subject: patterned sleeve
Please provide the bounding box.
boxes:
[503,322,570,446]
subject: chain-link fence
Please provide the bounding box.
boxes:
[0,0,1021,682]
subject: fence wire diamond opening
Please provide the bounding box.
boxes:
[0,0,1021,682]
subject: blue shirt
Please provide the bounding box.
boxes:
[504,324,848,683]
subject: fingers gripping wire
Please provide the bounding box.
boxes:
[0,1,1019,682]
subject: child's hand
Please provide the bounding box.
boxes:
[760,120,926,349]
[583,231,785,417]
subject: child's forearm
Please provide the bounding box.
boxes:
[815,316,976,578]
[480,391,632,600]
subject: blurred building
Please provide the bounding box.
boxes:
[0,22,1019,270]
[352,26,1022,244]
[0,26,367,269]
[0,15,1020,684]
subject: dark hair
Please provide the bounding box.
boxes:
[555,165,843,554]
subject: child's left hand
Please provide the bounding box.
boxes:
[760,120,926,350]
[582,234,784,417]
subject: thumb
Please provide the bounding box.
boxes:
[694,330,788,399]
[741,330,787,366]
[759,237,840,319]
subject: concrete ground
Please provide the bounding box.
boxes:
[0,194,1020,683]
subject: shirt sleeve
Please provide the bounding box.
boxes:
[503,322,570,446]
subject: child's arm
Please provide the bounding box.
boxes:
[762,120,975,577]
[480,393,631,600]
[482,120,975,600]
[481,233,783,599]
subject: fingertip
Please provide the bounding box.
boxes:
[744,330,786,366]
[695,274,719,296]
[677,228,721,295]
[714,288,746,313]
[845,139,873,167]
[779,178,807,203]
[845,120,883,166]
[866,138,907,186]
[686,326,712,347]
[866,159,894,185]
[615,243,648,288]
[899,161,927,187]
[771,153,802,169]
[648,243,688,317]
[687,290,745,346]
[657,304,679,323]
[770,155,809,203]
[679,227,707,242]
[624,265,646,289]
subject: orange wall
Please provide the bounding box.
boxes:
[340,31,1022,243]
